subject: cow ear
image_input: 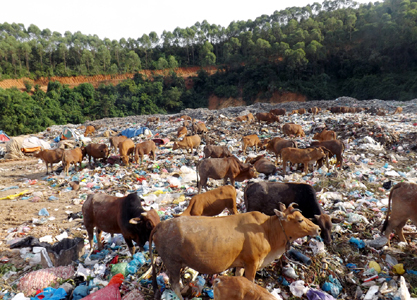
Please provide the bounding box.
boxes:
[129,217,142,225]
[314,215,321,221]
[278,202,286,211]
[274,209,286,220]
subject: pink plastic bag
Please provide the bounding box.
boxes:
[18,266,75,296]
[82,283,121,300]
[121,290,145,300]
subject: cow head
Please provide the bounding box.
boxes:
[314,214,333,245]
[122,155,130,165]
[172,142,179,150]
[313,132,321,140]
[274,203,321,241]
[129,209,161,247]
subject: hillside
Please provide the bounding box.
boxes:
[0,66,218,92]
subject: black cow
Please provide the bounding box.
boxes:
[244,182,332,244]
[82,193,161,255]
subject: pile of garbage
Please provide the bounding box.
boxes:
[1,98,417,299]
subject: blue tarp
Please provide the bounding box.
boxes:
[120,127,153,138]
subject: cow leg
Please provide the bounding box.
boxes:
[396,220,408,243]
[236,267,245,276]
[337,154,343,168]
[229,199,238,215]
[96,228,103,251]
[303,163,308,174]
[243,262,257,281]
[282,160,287,175]
[169,268,184,300]
[125,238,135,255]
[45,162,49,174]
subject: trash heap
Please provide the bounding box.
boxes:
[1,98,417,300]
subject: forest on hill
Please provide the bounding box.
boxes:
[1,0,417,135]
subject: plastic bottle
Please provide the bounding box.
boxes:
[287,249,312,265]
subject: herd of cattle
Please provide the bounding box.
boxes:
[30,105,414,299]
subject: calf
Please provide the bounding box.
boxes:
[109,135,127,153]
[245,155,276,176]
[134,140,156,165]
[393,107,403,114]
[177,126,188,139]
[381,182,417,246]
[241,134,262,154]
[174,185,238,217]
[255,112,280,124]
[119,138,135,165]
[266,138,297,163]
[62,147,84,175]
[204,145,232,158]
[196,156,257,193]
[313,129,337,142]
[281,147,327,175]
[149,203,320,300]
[269,108,286,116]
[83,193,160,255]
[244,181,332,244]
[282,123,305,137]
[192,119,208,134]
[213,276,276,300]
[310,140,345,167]
[84,125,95,137]
[173,134,201,154]
[34,148,65,174]
[84,143,109,167]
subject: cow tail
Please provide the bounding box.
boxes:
[381,183,399,234]
[149,227,159,297]
[196,160,200,191]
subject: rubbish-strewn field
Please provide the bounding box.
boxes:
[1,97,417,300]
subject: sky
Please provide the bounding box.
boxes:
[2,0,375,41]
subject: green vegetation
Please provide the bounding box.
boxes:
[1,0,417,135]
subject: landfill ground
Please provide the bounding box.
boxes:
[1,97,417,300]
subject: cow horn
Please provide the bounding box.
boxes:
[314,215,321,220]
[290,208,302,214]
[288,203,299,209]
[278,202,286,212]
[141,212,148,217]
[129,217,141,224]
[274,208,286,220]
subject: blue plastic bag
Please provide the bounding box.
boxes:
[31,287,67,300]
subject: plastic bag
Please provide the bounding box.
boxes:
[289,280,308,298]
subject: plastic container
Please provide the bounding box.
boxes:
[287,249,312,265]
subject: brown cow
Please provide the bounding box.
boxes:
[269,108,286,116]
[282,123,305,137]
[204,145,232,158]
[83,193,160,256]
[84,125,95,137]
[235,115,248,122]
[196,156,257,193]
[177,126,188,139]
[181,115,192,121]
[381,182,417,246]
[330,107,341,114]
[393,107,403,114]
[173,134,201,154]
[34,148,65,174]
[266,138,297,164]
[149,203,320,300]
[146,116,160,124]
[174,185,238,217]
[62,147,84,175]
[245,155,276,176]
[119,138,135,165]
[281,147,327,175]
[310,140,345,167]
[109,135,128,153]
[192,119,208,134]
[213,276,276,300]
[247,113,255,123]
[134,140,156,165]
[255,112,280,124]
[242,134,262,154]
[84,143,109,167]
[313,129,337,142]
[298,108,306,114]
